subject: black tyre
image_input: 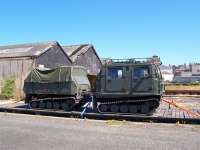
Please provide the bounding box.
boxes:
[61,102,71,111]
[141,103,150,114]
[120,105,128,113]
[30,101,38,108]
[53,102,60,110]
[46,101,53,109]
[68,100,75,108]
[110,104,119,113]
[98,104,108,112]
[129,105,138,113]
[39,101,46,109]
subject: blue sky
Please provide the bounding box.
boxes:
[0,0,199,65]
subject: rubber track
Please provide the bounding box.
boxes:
[0,107,199,124]
[97,98,160,114]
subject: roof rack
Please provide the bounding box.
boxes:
[112,58,151,63]
[104,57,161,65]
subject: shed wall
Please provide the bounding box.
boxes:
[74,47,101,75]
[36,45,71,68]
[0,58,34,99]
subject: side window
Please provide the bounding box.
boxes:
[107,68,123,80]
[133,67,149,78]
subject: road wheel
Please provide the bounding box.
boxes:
[53,102,60,110]
[39,101,46,109]
[129,105,137,113]
[141,103,150,114]
[46,101,53,109]
[30,101,38,108]
[61,102,71,111]
[120,105,128,113]
[99,104,108,112]
[110,104,119,113]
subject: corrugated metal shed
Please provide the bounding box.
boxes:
[0,41,72,99]
[62,44,102,75]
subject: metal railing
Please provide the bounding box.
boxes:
[103,57,161,65]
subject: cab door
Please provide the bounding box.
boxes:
[131,66,152,92]
[105,67,128,92]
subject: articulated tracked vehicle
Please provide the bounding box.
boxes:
[24,57,164,115]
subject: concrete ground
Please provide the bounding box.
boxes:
[0,99,17,106]
[0,112,200,150]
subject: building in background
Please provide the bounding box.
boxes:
[62,44,102,76]
[172,63,200,83]
[159,65,174,82]
[62,44,102,87]
[172,64,190,76]
[190,63,200,76]
[0,41,72,99]
[173,76,200,84]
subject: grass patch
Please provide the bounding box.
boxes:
[0,77,15,100]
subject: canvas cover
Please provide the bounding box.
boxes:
[25,67,71,82]
[24,67,75,95]
[24,66,90,95]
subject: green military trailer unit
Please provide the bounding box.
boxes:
[94,58,164,114]
[23,66,91,111]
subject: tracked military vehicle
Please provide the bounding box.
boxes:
[23,66,91,111]
[94,58,164,114]
[23,57,163,115]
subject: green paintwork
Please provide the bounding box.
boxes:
[95,60,163,99]
[23,66,90,96]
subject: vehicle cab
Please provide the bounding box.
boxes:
[95,58,163,99]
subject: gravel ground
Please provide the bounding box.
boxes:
[0,112,200,150]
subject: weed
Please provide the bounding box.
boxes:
[0,76,15,100]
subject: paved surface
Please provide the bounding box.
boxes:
[0,99,17,106]
[0,113,200,150]
[154,96,200,118]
